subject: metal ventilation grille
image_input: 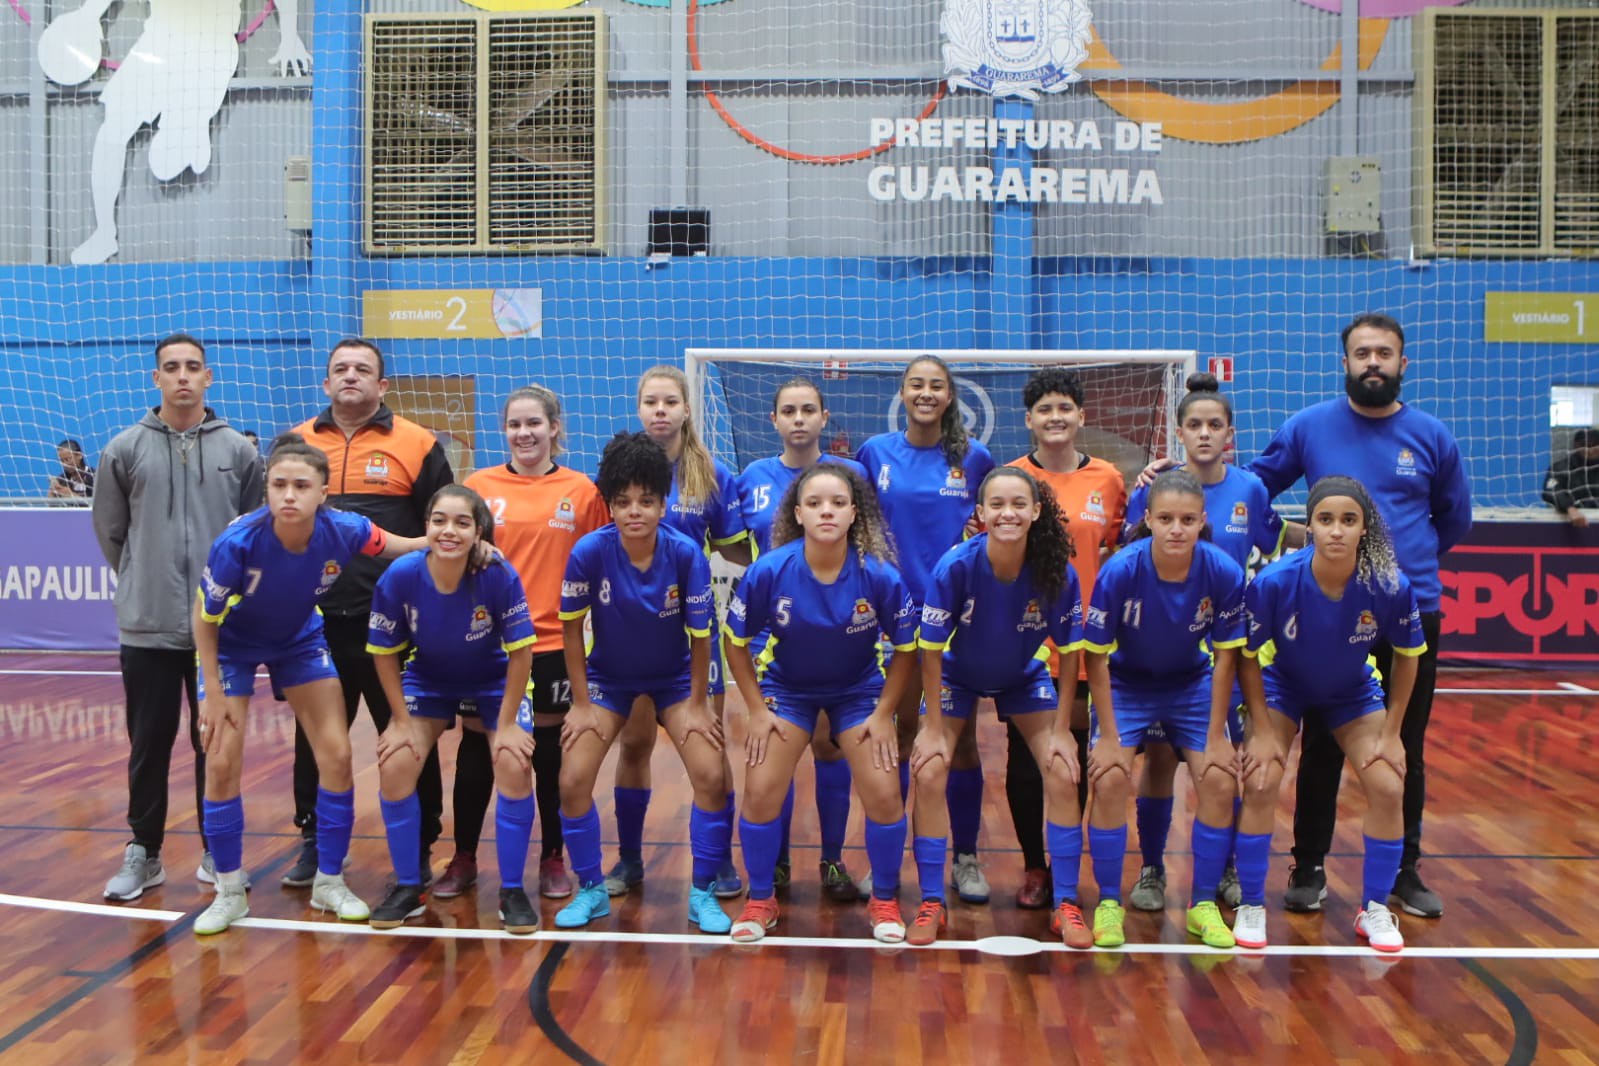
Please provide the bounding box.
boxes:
[367,19,479,252]
[1426,13,1543,254]
[1555,17,1599,253]
[487,18,602,248]
[365,12,606,255]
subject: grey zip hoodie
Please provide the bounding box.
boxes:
[92,408,264,650]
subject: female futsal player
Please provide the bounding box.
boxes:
[1123,372,1297,913]
[606,366,747,900]
[725,464,916,943]
[736,377,869,900]
[1001,367,1126,909]
[365,486,538,933]
[908,467,1088,947]
[553,432,733,935]
[1233,475,1419,953]
[1081,469,1249,949]
[856,355,995,902]
[433,386,609,902]
[191,434,431,935]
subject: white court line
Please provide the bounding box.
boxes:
[1558,682,1597,694]
[0,893,183,922]
[3,892,1598,961]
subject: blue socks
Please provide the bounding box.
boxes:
[740,815,781,900]
[315,787,354,877]
[379,791,422,887]
[777,781,796,863]
[864,816,906,900]
[495,792,536,890]
[1135,795,1174,871]
[690,803,733,890]
[1088,824,1127,903]
[913,836,946,902]
[1234,830,1272,907]
[1046,821,1083,906]
[562,804,604,887]
[202,796,244,875]
[1190,818,1232,906]
[1363,834,1404,909]
[947,765,983,857]
[614,786,650,863]
[815,759,852,863]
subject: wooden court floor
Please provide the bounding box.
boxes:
[0,652,1594,1064]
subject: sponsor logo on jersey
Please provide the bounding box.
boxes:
[200,567,228,603]
[1189,595,1214,632]
[939,466,970,498]
[1086,491,1104,515]
[364,453,390,483]
[1086,605,1108,630]
[549,496,578,531]
[1226,500,1249,534]
[316,560,342,593]
[662,584,681,615]
[562,579,589,600]
[467,604,494,641]
[1018,598,1045,632]
[1396,447,1417,477]
[369,610,398,636]
[728,595,748,622]
[922,605,953,629]
[847,597,881,634]
[1348,609,1379,643]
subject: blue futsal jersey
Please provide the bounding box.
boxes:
[366,552,536,699]
[198,506,384,660]
[1082,538,1247,691]
[559,523,714,684]
[665,457,745,550]
[1248,399,1471,612]
[854,431,995,602]
[1125,465,1284,570]
[736,454,870,557]
[725,540,917,695]
[1244,548,1427,704]
[918,535,1084,691]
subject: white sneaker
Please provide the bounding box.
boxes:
[950,853,990,904]
[196,853,251,891]
[194,886,249,935]
[1233,903,1268,949]
[310,872,370,922]
[1355,901,1404,953]
[105,843,165,902]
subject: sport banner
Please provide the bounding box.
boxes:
[1439,521,1598,665]
[0,507,119,650]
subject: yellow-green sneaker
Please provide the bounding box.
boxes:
[1093,899,1126,948]
[1186,900,1237,949]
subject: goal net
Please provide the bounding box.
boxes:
[688,349,1197,487]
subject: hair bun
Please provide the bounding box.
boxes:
[1184,372,1220,394]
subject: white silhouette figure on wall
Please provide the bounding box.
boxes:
[37,0,310,265]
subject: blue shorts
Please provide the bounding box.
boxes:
[1092,677,1214,754]
[763,683,881,739]
[1145,683,1245,747]
[708,650,725,697]
[1263,674,1384,732]
[407,691,505,732]
[588,674,695,721]
[200,636,337,699]
[926,658,1057,721]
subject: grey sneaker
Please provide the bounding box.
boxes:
[281,838,319,888]
[951,852,990,904]
[196,853,251,891]
[194,885,249,935]
[1129,864,1167,912]
[1283,864,1328,913]
[1390,867,1443,919]
[1217,862,1242,909]
[310,872,370,921]
[105,844,165,902]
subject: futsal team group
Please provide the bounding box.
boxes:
[91,313,1471,953]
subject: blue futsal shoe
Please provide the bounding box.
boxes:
[688,886,733,934]
[554,883,611,929]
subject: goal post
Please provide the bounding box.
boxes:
[686,348,1199,488]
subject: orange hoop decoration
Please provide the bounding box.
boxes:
[687,0,946,166]
[1082,19,1390,144]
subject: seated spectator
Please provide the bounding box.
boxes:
[1542,428,1599,528]
[49,438,95,500]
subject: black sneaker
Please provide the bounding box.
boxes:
[1390,866,1443,919]
[773,860,792,895]
[499,887,539,935]
[370,884,426,929]
[281,838,318,888]
[820,859,862,903]
[1283,864,1328,913]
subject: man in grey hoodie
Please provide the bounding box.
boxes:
[93,334,263,901]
